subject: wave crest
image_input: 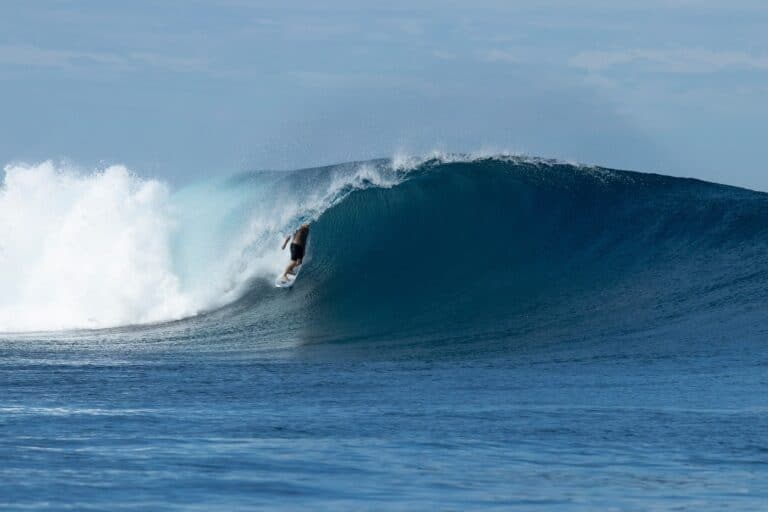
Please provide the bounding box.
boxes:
[3,154,768,337]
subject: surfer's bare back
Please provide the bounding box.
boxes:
[281,223,310,280]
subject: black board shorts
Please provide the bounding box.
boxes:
[290,243,305,261]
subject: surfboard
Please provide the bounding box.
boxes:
[275,266,301,288]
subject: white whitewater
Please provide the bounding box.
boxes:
[0,160,402,332]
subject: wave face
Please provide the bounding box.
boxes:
[3,155,768,340]
[262,157,768,351]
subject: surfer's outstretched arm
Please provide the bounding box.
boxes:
[281,235,290,250]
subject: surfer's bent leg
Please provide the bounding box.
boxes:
[282,261,297,279]
[282,243,305,279]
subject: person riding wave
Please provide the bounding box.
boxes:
[280,223,310,281]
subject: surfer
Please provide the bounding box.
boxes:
[280,223,310,281]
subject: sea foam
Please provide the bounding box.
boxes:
[0,162,196,331]
[0,160,401,332]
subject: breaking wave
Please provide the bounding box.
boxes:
[2,154,768,341]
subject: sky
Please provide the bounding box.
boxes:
[1,0,767,189]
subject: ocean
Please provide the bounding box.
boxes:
[2,154,767,510]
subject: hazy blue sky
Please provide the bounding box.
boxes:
[1,1,767,188]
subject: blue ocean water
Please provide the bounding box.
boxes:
[2,156,768,510]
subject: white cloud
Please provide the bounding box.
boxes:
[0,44,207,73]
[128,53,208,73]
[286,70,402,88]
[482,49,522,64]
[569,48,768,73]
[0,44,122,69]
[433,50,458,61]
[581,73,618,89]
